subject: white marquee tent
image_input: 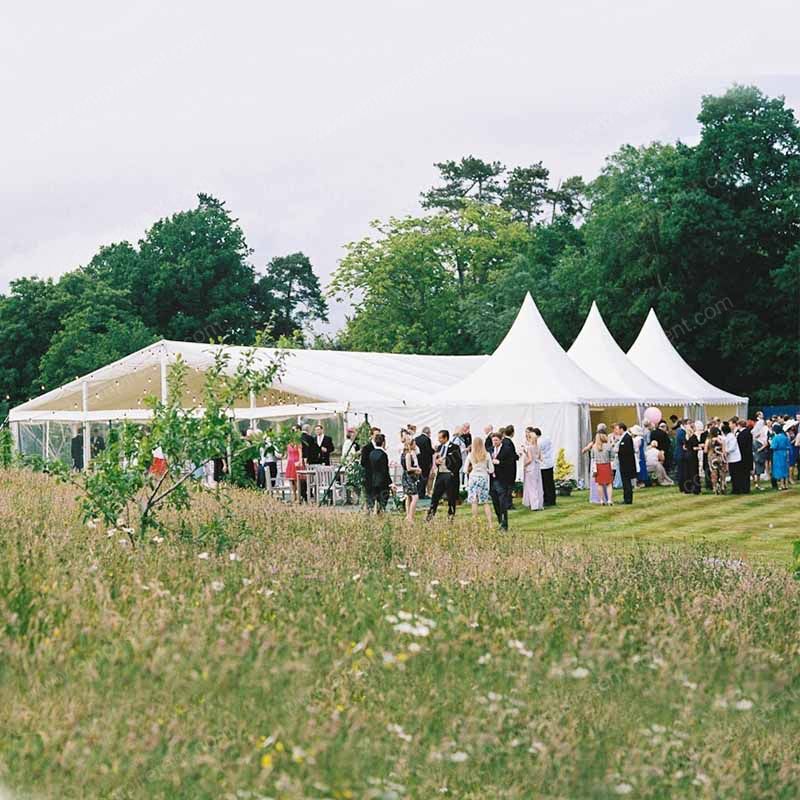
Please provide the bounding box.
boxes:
[9,340,487,467]
[408,294,636,478]
[627,309,748,419]
[568,302,694,428]
[9,296,748,480]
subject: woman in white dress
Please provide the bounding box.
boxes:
[522,427,544,511]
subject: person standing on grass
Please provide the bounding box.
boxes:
[770,423,790,491]
[675,419,688,491]
[426,430,462,521]
[465,436,495,527]
[360,427,380,510]
[414,426,434,498]
[736,419,753,494]
[651,420,672,472]
[521,427,544,511]
[752,418,769,490]
[682,422,702,495]
[401,438,422,522]
[535,427,556,507]
[723,421,743,494]
[490,425,519,530]
[590,428,614,505]
[367,433,392,513]
[614,422,636,504]
[705,426,728,494]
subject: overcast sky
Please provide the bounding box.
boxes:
[1,1,798,331]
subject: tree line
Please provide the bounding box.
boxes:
[0,194,328,409]
[1,84,797,413]
[332,85,799,406]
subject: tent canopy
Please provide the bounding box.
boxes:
[9,340,488,422]
[627,309,747,405]
[430,293,632,406]
[568,302,691,405]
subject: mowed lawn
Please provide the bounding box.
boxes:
[484,484,799,566]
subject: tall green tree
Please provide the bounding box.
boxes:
[0,278,71,404]
[252,252,328,339]
[501,163,550,229]
[421,156,506,210]
[137,193,256,342]
[38,285,157,391]
[331,204,532,353]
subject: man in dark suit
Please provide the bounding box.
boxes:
[674,420,687,491]
[651,421,672,471]
[736,419,753,494]
[426,430,462,521]
[299,424,316,501]
[360,427,380,509]
[614,422,637,504]
[70,426,84,471]
[414,426,434,498]
[490,425,518,530]
[367,433,392,513]
[311,424,334,466]
[461,423,472,450]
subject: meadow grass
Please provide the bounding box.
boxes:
[0,470,798,799]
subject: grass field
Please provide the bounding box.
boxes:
[502,483,799,566]
[1,469,799,799]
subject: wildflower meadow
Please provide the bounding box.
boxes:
[1,470,799,799]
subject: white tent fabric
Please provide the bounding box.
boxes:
[405,294,634,479]
[627,309,748,407]
[9,340,488,422]
[432,294,632,406]
[568,302,691,405]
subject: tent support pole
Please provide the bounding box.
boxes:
[160,347,168,404]
[81,380,90,472]
[44,420,50,460]
[249,391,256,430]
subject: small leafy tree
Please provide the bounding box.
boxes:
[554,448,577,491]
[54,340,287,542]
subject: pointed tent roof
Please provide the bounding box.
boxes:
[431,293,632,406]
[568,302,691,404]
[627,309,747,404]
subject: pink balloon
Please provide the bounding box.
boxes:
[644,406,662,425]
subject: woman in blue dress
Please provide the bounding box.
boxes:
[770,424,790,491]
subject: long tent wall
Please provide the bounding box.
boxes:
[9,341,487,468]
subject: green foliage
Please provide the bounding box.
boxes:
[253,252,328,340]
[554,448,575,484]
[793,540,800,581]
[0,426,12,469]
[0,195,326,405]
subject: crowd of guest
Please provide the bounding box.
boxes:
[358,422,559,531]
[581,411,798,504]
[215,407,797,530]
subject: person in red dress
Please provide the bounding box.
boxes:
[284,425,303,503]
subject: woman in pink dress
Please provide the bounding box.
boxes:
[522,427,544,511]
[284,425,303,503]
